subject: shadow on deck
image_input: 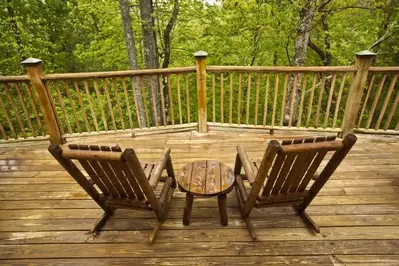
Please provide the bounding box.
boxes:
[0,129,399,265]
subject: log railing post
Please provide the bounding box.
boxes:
[340,50,376,137]
[194,51,208,133]
[22,58,64,144]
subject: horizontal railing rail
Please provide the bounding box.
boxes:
[0,50,398,144]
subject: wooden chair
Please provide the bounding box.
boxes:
[234,134,357,240]
[48,144,176,245]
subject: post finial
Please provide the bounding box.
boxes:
[194,51,208,58]
[355,50,376,57]
[21,58,43,66]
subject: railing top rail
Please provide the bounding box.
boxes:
[0,75,30,82]
[369,66,399,73]
[41,66,196,80]
[207,65,357,73]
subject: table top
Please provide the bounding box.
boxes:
[177,160,235,196]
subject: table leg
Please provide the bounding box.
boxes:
[218,193,228,226]
[183,193,194,226]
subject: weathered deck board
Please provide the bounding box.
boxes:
[0,130,398,265]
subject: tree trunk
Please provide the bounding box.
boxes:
[283,0,316,125]
[118,0,147,128]
[161,0,179,123]
[139,0,162,126]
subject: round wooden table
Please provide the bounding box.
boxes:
[177,160,235,226]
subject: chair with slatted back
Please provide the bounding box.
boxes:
[234,134,357,240]
[48,144,176,245]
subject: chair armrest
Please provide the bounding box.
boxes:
[149,148,171,190]
[236,145,257,185]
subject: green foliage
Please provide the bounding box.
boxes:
[0,0,398,139]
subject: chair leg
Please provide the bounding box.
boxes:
[148,220,163,245]
[235,185,257,240]
[244,216,257,240]
[91,211,112,235]
[298,210,320,233]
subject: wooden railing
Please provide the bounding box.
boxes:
[0,50,398,144]
[206,66,356,133]
[356,67,399,134]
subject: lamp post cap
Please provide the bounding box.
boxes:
[21,58,43,66]
[194,51,208,57]
[355,50,376,56]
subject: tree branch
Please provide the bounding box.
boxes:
[308,38,325,62]
[368,22,399,51]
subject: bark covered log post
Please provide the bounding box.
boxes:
[195,51,208,133]
[340,50,376,137]
[22,58,64,145]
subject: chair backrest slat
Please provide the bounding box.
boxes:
[262,153,285,196]
[120,159,146,201]
[270,139,302,194]
[253,134,356,207]
[59,144,158,206]
[286,138,317,192]
[109,146,137,199]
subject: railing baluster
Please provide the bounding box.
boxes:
[357,74,375,128]
[150,76,159,127]
[333,73,347,128]
[24,82,45,136]
[84,80,99,132]
[366,75,386,129]
[220,73,224,123]
[280,73,288,126]
[103,79,117,131]
[306,74,317,128]
[45,81,64,136]
[167,75,174,125]
[65,81,81,133]
[15,83,35,137]
[246,73,252,125]
[140,76,150,128]
[0,122,6,140]
[56,85,72,134]
[0,92,17,139]
[297,74,307,128]
[272,74,279,127]
[93,80,108,131]
[254,73,260,125]
[288,73,298,127]
[131,78,142,129]
[4,83,26,138]
[238,73,242,125]
[263,74,270,127]
[122,78,133,129]
[375,74,398,129]
[212,73,216,122]
[324,73,336,128]
[229,73,233,124]
[113,78,124,130]
[185,73,190,124]
[74,80,91,133]
[160,76,166,126]
[384,85,399,130]
[315,73,325,128]
[176,74,182,124]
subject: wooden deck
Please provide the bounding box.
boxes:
[1,129,399,265]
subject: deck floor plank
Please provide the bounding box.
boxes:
[0,130,398,264]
